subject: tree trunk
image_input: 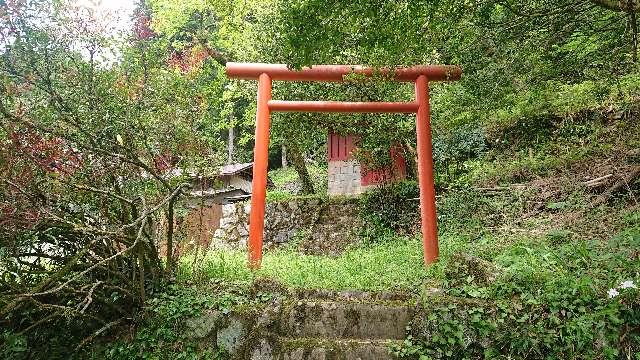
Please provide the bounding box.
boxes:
[288,142,315,194]
[227,126,235,164]
[166,194,176,274]
[281,144,288,168]
[632,10,638,62]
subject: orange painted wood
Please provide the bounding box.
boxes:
[226,62,461,82]
[415,75,439,264]
[227,63,461,268]
[268,100,418,113]
[248,73,271,268]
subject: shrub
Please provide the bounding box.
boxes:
[93,284,251,359]
[359,181,420,242]
[396,284,639,359]
[433,124,487,187]
[392,229,640,359]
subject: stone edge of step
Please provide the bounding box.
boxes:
[291,289,415,303]
[276,336,403,349]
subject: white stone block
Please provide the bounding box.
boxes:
[222,204,236,217]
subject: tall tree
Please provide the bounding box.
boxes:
[0,0,225,354]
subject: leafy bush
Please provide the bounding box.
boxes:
[393,229,640,359]
[611,72,640,104]
[1,332,28,359]
[397,284,638,359]
[359,181,420,242]
[94,285,250,359]
[1,2,222,357]
[433,125,487,187]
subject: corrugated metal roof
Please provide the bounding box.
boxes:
[219,162,253,176]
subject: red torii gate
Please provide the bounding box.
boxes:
[226,62,462,268]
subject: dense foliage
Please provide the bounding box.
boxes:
[359,181,421,242]
[94,284,256,359]
[394,229,640,359]
[0,1,225,357]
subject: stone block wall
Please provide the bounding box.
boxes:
[210,198,361,254]
[210,202,251,250]
[328,160,363,196]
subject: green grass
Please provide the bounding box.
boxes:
[180,235,474,291]
[268,165,328,197]
[179,221,640,296]
[269,166,300,188]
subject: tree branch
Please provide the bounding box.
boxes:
[591,0,640,12]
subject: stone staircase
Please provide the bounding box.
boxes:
[186,289,413,359]
[271,290,412,360]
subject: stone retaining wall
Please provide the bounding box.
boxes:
[210,198,361,254]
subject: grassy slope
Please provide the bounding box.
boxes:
[181,237,436,290]
[186,111,639,292]
[267,165,328,200]
[97,105,640,359]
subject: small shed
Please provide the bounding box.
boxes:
[164,162,272,253]
[218,162,257,194]
[185,162,273,205]
[327,132,406,196]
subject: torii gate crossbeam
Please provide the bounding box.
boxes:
[226,62,462,268]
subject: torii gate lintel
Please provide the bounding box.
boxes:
[225,62,462,269]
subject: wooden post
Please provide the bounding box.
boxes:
[248,73,271,268]
[415,75,439,264]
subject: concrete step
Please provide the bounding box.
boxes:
[277,338,399,360]
[292,289,413,302]
[280,300,411,340]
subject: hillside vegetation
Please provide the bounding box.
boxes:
[91,107,639,359]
